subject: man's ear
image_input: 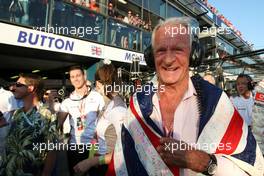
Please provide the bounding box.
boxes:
[84,70,87,80]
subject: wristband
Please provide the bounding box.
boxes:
[99,155,105,165]
[89,139,97,158]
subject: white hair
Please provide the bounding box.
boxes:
[151,17,199,50]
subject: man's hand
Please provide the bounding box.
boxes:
[73,157,97,174]
[156,137,210,173]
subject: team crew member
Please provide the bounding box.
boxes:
[230,74,255,126]
[58,65,105,176]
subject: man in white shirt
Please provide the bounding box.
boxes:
[0,87,19,121]
[0,86,20,159]
[107,17,264,176]
[58,65,104,176]
[230,74,255,126]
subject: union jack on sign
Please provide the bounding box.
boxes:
[91,45,102,56]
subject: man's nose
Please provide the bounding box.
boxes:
[164,51,176,65]
[9,85,15,92]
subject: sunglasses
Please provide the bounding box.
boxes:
[14,82,28,87]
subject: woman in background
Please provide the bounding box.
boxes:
[73,63,127,176]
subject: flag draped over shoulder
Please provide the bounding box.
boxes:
[107,76,264,176]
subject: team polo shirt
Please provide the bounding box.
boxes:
[230,95,254,126]
[60,90,105,144]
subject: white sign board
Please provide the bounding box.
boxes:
[0,22,146,65]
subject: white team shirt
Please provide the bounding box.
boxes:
[230,95,254,126]
[60,90,105,144]
[96,96,127,155]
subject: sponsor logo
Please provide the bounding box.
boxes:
[255,92,264,102]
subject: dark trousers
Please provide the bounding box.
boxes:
[67,145,90,176]
[67,146,108,176]
[89,164,108,176]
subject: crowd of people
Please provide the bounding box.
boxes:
[108,2,152,31]
[0,16,264,176]
[3,0,153,31]
[62,0,152,31]
[70,0,99,13]
[70,0,153,31]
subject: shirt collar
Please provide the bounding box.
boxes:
[182,78,197,101]
[152,77,197,104]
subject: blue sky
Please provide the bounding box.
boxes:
[208,0,264,50]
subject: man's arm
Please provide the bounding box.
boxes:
[57,112,68,129]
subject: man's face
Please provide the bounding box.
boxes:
[153,24,191,86]
[12,77,31,99]
[236,77,249,95]
[109,3,113,9]
[69,69,86,89]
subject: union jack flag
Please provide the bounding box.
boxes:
[106,76,264,176]
[91,45,102,56]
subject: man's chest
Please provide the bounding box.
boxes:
[67,98,100,113]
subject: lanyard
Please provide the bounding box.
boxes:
[78,98,86,118]
[70,89,90,118]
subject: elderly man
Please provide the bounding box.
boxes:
[107,17,264,176]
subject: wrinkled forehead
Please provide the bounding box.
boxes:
[156,23,190,40]
[154,23,190,47]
